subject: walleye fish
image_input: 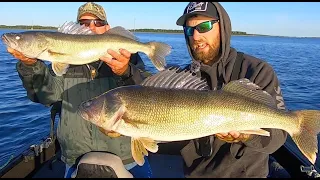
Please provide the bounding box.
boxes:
[1,21,171,76]
[77,67,320,166]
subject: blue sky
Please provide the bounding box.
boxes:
[0,2,319,37]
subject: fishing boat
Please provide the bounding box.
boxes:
[0,115,319,178]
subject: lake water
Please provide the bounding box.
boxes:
[0,29,320,169]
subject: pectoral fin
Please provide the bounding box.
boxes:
[48,50,67,56]
[107,131,122,138]
[131,137,158,166]
[52,62,69,76]
[238,129,270,136]
[98,127,122,138]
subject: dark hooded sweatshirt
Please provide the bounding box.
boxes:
[176,2,288,178]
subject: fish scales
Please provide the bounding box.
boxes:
[1,22,171,75]
[78,68,320,166]
[40,32,150,63]
[111,87,299,141]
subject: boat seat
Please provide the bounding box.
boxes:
[71,152,133,178]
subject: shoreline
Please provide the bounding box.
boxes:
[0,27,318,38]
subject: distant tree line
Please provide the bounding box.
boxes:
[130,29,247,35]
[232,31,247,35]
[0,25,247,35]
[130,29,183,33]
[0,25,58,30]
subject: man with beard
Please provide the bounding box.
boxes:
[7,2,152,178]
[170,2,288,178]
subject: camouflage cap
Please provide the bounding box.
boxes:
[77,2,107,21]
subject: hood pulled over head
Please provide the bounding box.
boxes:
[176,2,232,67]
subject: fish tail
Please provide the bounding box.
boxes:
[291,110,320,164]
[146,42,171,71]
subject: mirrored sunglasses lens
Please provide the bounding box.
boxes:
[198,21,212,33]
[186,27,194,36]
[95,21,106,27]
[79,20,91,26]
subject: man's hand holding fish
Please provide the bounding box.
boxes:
[215,131,252,143]
[7,44,133,76]
[101,48,132,76]
[7,47,37,66]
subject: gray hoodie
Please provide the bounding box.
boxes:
[172,2,288,178]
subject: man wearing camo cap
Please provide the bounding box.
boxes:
[77,2,110,34]
[8,1,152,178]
[77,2,107,21]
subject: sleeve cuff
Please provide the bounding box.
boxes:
[17,60,44,76]
[119,64,132,79]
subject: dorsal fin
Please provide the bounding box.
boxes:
[140,67,209,90]
[106,26,138,40]
[222,78,277,108]
[57,21,94,35]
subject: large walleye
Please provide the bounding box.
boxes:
[77,67,320,166]
[1,22,171,76]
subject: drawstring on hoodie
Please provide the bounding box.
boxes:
[218,62,226,88]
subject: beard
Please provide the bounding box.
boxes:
[190,41,220,65]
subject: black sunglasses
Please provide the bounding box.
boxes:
[78,19,108,27]
[184,20,219,36]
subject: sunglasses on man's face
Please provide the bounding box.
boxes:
[78,19,108,27]
[184,20,219,36]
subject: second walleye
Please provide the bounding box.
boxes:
[78,68,320,167]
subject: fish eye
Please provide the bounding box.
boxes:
[84,100,92,107]
[15,36,20,40]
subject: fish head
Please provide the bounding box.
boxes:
[78,92,121,130]
[78,96,106,126]
[1,32,48,58]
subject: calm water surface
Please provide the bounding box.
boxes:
[0,29,320,168]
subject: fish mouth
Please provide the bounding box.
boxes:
[1,34,9,45]
[77,104,104,127]
[1,34,16,48]
[78,98,106,126]
[77,101,100,123]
